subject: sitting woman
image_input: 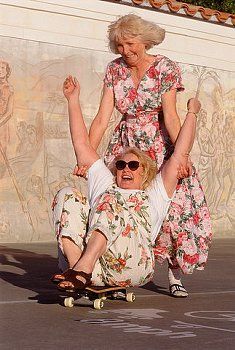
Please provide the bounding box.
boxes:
[52,75,201,292]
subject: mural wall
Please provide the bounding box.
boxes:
[0,36,234,242]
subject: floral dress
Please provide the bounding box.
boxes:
[104,55,213,274]
[52,185,155,287]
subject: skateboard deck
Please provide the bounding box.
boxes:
[62,285,135,309]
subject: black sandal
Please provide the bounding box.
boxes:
[169,284,188,298]
[57,270,92,292]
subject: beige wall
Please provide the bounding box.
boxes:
[0,0,234,242]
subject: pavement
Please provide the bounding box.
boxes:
[0,238,235,350]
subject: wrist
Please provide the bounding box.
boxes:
[187,110,197,117]
[68,95,79,104]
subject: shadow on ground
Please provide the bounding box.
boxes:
[0,245,60,304]
[0,244,170,305]
[141,281,169,296]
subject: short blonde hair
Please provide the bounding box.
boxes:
[109,147,157,190]
[108,14,165,54]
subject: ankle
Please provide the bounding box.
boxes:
[73,262,93,275]
[168,267,182,286]
[68,259,80,269]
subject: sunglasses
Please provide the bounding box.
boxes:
[115,160,140,171]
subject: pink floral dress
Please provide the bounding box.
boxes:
[104,55,213,274]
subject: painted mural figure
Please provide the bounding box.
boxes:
[208,111,234,219]
[51,76,201,292]
[75,14,212,297]
[0,209,11,239]
[223,112,234,211]
[197,109,215,202]
[0,60,14,178]
[209,111,227,215]
[16,121,38,155]
[26,175,52,240]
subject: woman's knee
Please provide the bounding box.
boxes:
[55,186,77,202]
[53,187,89,212]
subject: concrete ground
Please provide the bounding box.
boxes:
[0,238,235,350]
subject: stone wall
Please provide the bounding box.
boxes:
[0,0,234,242]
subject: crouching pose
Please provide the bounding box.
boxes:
[51,75,201,293]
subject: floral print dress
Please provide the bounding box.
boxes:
[104,55,213,274]
[52,185,155,287]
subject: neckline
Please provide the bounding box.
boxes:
[113,184,144,193]
[121,55,159,90]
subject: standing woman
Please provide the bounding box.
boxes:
[80,14,213,297]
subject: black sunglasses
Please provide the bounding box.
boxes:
[115,160,140,171]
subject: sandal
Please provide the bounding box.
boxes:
[50,269,73,284]
[57,270,92,292]
[169,284,188,298]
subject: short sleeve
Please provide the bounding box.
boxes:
[103,62,113,89]
[159,57,184,95]
[88,159,114,207]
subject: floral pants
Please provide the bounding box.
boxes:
[52,186,155,287]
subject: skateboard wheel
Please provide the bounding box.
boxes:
[126,292,135,302]
[94,298,104,310]
[99,293,107,300]
[64,297,74,308]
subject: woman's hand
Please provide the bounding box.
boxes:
[177,157,193,179]
[73,164,89,179]
[187,98,201,114]
[63,75,80,101]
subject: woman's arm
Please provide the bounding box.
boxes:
[161,89,181,144]
[89,84,115,150]
[162,88,193,178]
[64,76,99,167]
[161,98,201,197]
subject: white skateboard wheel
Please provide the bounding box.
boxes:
[64,297,74,307]
[126,292,135,302]
[94,298,104,310]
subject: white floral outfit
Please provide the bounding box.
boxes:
[52,185,155,287]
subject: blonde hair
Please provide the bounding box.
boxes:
[109,147,157,190]
[108,14,165,54]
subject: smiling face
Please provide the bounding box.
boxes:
[116,36,146,67]
[116,153,144,190]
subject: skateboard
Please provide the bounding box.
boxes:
[63,285,136,310]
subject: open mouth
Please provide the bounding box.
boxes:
[122,174,133,181]
[124,54,135,59]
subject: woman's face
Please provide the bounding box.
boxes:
[116,153,144,190]
[116,36,146,67]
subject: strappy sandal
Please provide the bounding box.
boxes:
[50,268,74,284]
[169,284,188,298]
[57,270,92,292]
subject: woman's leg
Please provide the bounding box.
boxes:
[73,230,107,272]
[52,186,89,272]
[59,223,154,289]
[61,236,82,268]
[168,264,188,298]
[58,230,107,289]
